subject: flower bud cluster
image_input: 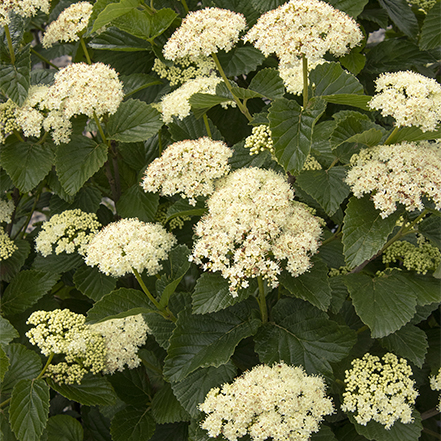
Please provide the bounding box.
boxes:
[35,209,101,257]
[0,227,17,261]
[0,199,14,224]
[0,99,19,144]
[341,353,418,429]
[244,125,274,155]
[302,154,323,171]
[0,0,50,26]
[199,362,334,441]
[430,368,441,411]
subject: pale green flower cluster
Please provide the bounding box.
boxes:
[35,209,101,257]
[430,368,441,411]
[369,71,441,132]
[0,99,19,144]
[26,309,107,385]
[84,218,177,277]
[90,314,149,374]
[0,0,50,26]
[302,154,322,171]
[0,199,14,224]
[155,202,191,230]
[190,167,322,295]
[142,137,233,206]
[408,0,437,11]
[0,227,17,261]
[383,236,441,274]
[346,141,441,218]
[42,2,93,48]
[199,362,334,441]
[341,353,418,429]
[244,125,274,155]
[163,7,247,61]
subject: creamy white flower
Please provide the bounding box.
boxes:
[369,71,441,132]
[84,218,176,277]
[0,0,50,26]
[163,7,247,61]
[200,362,334,441]
[141,137,232,205]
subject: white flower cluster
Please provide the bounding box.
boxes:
[279,59,326,95]
[199,362,334,441]
[141,137,233,205]
[26,309,107,385]
[0,0,50,26]
[42,2,93,48]
[90,314,149,374]
[84,218,177,277]
[0,227,17,261]
[244,0,363,65]
[244,125,274,155]
[346,140,441,218]
[0,199,14,224]
[369,71,441,133]
[341,353,418,429]
[190,167,322,295]
[430,368,441,411]
[163,7,247,61]
[35,209,101,257]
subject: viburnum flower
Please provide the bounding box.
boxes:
[163,7,247,61]
[341,353,418,429]
[35,209,101,257]
[199,362,334,441]
[84,218,176,277]
[345,140,441,218]
[190,167,323,295]
[42,2,93,48]
[0,199,15,224]
[0,0,50,26]
[0,227,17,260]
[244,125,274,155]
[90,314,149,374]
[430,368,441,411]
[244,0,363,65]
[369,71,441,132]
[141,137,233,205]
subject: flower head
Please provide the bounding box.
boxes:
[0,0,50,26]
[35,209,101,257]
[0,227,17,261]
[244,0,363,65]
[341,353,418,429]
[199,362,334,441]
[430,368,441,411]
[42,2,93,48]
[244,125,274,155]
[369,71,441,132]
[0,199,15,224]
[163,7,247,61]
[190,167,322,295]
[141,137,233,205]
[84,218,176,277]
[346,140,441,218]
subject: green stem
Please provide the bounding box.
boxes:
[4,24,15,64]
[93,111,108,144]
[13,130,25,142]
[80,36,92,65]
[15,182,44,240]
[326,157,339,171]
[384,126,400,145]
[203,114,212,138]
[179,0,189,14]
[30,48,59,70]
[211,52,253,122]
[257,276,268,324]
[37,353,54,380]
[356,325,368,334]
[37,130,49,145]
[302,55,308,108]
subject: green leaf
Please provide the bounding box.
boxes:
[342,196,401,268]
[33,252,83,274]
[269,97,327,174]
[380,324,428,368]
[295,167,350,216]
[418,215,441,248]
[49,186,102,215]
[0,44,30,106]
[1,140,54,193]
[121,73,162,97]
[149,8,177,40]
[171,362,237,418]
[378,0,418,38]
[192,272,253,315]
[419,1,441,51]
[152,383,190,424]
[163,301,261,382]
[393,126,441,143]
[107,99,163,142]
[1,270,60,316]
[110,406,155,441]
[107,367,151,405]
[89,27,151,51]
[399,273,441,306]
[189,93,232,111]
[0,239,30,282]
[116,185,159,222]
[339,50,366,76]
[0,346,10,383]
[86,288,154,324]
[216,46,265,77]
[10,379,50,441]
[113,8,152,40]
[30,69,55,86]
[0,317,19,345]
[321,94,372,110]
[73,264,116,302]
[254,298,356,378]
[343,272,418,338]
[91,0,141,34]
[143,312,176,350]
[326,0,369,17]
[48,374,117,406]
[55,137,107,196]
[248,68,285,100]
[279,257,332,311]
[165,198,207,224]
[46,415,84,441]
[168,114,224,142]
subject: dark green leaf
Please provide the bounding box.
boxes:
[311,425,338,441]
[339,50,366,76]
[165,198,207,225]
[419,1,441,51]
[168,114,223,142]
[378,0,418,38]
[46,415,84,441]
[107,367,151,405]
[81,406,111,441]
[189,93,232,111]
[342,196,401,268]
[107,99,163,142]
[110,406,155,441]
[251,0,285,12]
[1,270,60,316]
[0,346,9,383]
[113,9,152,40]
[149,8,177,40]
[10,379,50,441]
[116,184,159,222]
[152,383,190,424]
[418,215,441,248]
[326,0,369,17]
[91,0,141,34]
[143,312,176,350]
[0,317,19,345]
[163,301,261,382]
[121,73,162,97]
[392,126,441,143]
[248,68,285,100]
[322,94,372,110]
[89,27,151,51]
[269,97,327,174]
[30,69,55,86]
[399,272,441,306]
[254,298,356,378]
[216,46,265,77]
[73,264,116,302]
[33,252,83,274]
[0,239,30,283]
